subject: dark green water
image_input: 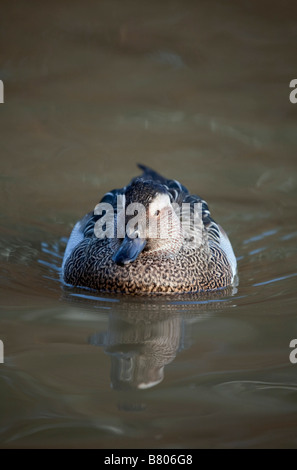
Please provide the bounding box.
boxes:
[1,0,297,448]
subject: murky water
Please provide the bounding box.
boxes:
[1,1,297,448]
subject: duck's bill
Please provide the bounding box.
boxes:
[112,236,147,265]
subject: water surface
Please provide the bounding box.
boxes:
[1,0,297,448]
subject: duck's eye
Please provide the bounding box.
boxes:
[154,209,160,216]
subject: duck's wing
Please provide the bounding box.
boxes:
[62,187,126,275]
[185,194,220,244]
[83,187,126,238]
[178,192,218,245]
[61,211,93,276]
[183,193,237,277]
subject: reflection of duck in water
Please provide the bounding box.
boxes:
[89,311,184,390]
[62,164,237,295]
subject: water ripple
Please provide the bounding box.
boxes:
[243,229,278,245]
[68,292,120,303]
[253,272,297,287]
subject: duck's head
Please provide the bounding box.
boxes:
[112,179,182,265]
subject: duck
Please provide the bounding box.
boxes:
[62,164,237,295]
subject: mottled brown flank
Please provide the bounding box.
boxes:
[64,237,233,295]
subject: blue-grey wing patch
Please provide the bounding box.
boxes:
[83,187,126,238]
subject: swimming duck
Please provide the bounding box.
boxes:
[62,164,237,295]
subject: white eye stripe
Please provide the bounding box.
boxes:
[149,193,171,215]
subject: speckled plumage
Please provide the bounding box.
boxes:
[62,165,237,295]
